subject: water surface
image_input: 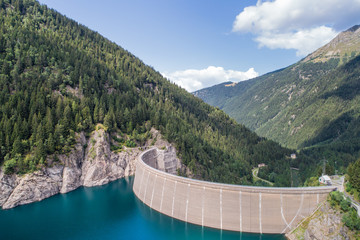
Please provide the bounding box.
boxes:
[0,177,285,240]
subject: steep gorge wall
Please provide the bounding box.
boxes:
[0,129,141,209]
[0,128,182,210]
[133,148,336,234]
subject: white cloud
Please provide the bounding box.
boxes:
[162,66,259,92]
[256,26,338,56]
[233,0,360,56]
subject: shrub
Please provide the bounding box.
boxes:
[112,135,124,143]
[125,140,136,148]
[342,209,360,230]
[346,182,353,192]
[304,176,320,187]
[110,145,123,152]
[330,191,343,205]
[340,198,351,212]
[4,158,18,175]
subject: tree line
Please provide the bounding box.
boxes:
[0,0,292,186]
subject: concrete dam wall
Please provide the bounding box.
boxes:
[133,148,336,234]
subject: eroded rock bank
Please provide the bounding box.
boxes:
[0,128,179,210]
[286,201,357,240]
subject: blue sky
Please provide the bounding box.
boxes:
[38,0,360,91]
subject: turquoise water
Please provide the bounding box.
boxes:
[0,177,285,240]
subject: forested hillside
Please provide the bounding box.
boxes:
[0,0,293,186]
[195,26,360,180]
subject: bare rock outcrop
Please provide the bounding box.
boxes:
[81,129,141,187]
[0,128,179,210]
[59,132,87,193]
[303,203,350,240]
[147,128,188,175]
[156,146,182,174]
[0,170,18,206]
[287,201,353,240]
[2,165,63,209]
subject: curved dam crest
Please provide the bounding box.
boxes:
[133,148,336,234]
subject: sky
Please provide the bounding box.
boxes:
[38,0,360,92]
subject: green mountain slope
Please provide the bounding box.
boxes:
[195,26,360,152]
[0,0,293,186]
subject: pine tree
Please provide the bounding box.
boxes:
[93,104,99,123]
[31,113,38,136]
[98,107,104,123]
[81,106,93,130]
[62,104,72,133]
[36,123,44,144]
[349,159,360,192]
[21,119,29,139]
[12,137,23,155]
[45,107,53,137]
[55,97,63,122]
[47,133,55,153]
[11,122,20,143]
[35,139,46,162]
[104,113,112,131]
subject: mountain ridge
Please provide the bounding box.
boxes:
[0,0,294,193]
[195,25,360,176]
[303,24,360,64]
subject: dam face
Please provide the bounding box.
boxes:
[133,148,336,234]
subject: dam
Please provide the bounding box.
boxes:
[133,148,336,234]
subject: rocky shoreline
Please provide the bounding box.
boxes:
[0,128,179,210]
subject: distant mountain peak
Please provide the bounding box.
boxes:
[303,24,360,64]
[224,82,237,87]
[346,25,360,33]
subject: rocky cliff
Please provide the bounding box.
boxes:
[286,201,357,240]
[0,128,179,210]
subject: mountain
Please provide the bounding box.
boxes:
[195,26,360,173]
[304,25,360,64]
[0,0,294,187]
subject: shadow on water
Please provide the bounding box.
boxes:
[0,177,285,240]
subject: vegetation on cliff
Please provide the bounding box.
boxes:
[0,0,293,186]
[287,194,359,240]
[347,158,360,198]
[329,191,360,232]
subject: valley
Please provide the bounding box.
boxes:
[195,26,360,185]
[1,0,360,239]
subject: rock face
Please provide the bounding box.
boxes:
[286,201,352,240]
[304,203,352,240]
[80,129,141,187]
[0,170,18,206]
[2,165,63,209]
[156,146,182,174]
[0,128,173,210]
[60,132,86,193]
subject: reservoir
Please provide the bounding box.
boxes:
[0,177,284,240]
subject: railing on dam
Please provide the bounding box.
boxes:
[133,148,336,234]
